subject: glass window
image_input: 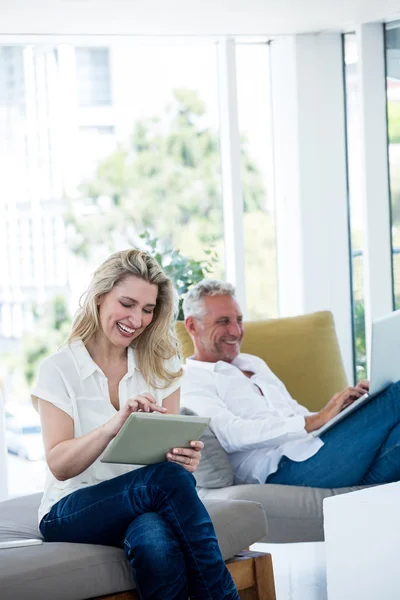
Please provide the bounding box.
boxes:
[236,43,278,320]
[386,22,400,309]
[1,40,276,496]
[69,43,225,286]
[344,32,366,380]
[0,42,226,496]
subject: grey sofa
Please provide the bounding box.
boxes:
[188,412,363,543]
[198,482,363,543]
[0,492,269,600]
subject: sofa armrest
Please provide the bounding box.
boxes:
[203,498,267,561]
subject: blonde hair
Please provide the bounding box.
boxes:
[67,249,182,389]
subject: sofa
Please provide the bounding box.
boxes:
[176,310,366,543]
[0,492,274,600]
[0,309,360,598]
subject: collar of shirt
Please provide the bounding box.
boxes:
[185,353,264,376]
[69,339,137,381]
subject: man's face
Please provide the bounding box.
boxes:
[188,295,244,363]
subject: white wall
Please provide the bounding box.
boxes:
[271,34,354,381]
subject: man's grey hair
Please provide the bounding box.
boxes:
[182,279,236,319]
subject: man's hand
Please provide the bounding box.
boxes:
[166,440,204,473]
[356,379,369,393]
[305,382,369,433]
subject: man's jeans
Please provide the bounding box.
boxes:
[40,462,239,600]
[267,381,400,488]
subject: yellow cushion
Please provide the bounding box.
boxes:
[176,311,348,412]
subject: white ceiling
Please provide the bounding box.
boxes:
[0,0,400,37]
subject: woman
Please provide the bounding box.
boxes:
[32,249,239,600]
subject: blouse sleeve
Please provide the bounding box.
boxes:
[31,355,74,419]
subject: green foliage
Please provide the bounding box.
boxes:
[66,88,265,261]
[23,295,71,386]
[64,86,277,321]
[244,210,278,319]
[388,101,400,144]
[353,299,367,381]
[139,231,218,320]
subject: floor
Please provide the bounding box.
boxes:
[250,541,327,600]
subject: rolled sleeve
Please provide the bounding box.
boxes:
[31,357,74,418]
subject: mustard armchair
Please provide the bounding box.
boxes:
[176,310,348,412]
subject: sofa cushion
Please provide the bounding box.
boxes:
[0,538,134,600]
[180,407,234,488]
[198,483,365,543]
[176,310,348,412]
[0,492,267,600]
[0,492,42,542]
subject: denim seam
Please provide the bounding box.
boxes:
[122,537,132,551]
[42,485,150,524]
[372,441,400,461]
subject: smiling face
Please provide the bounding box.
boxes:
[97,275,158,348]
[186,294,244,363]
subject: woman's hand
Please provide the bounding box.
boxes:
[166,440,204,473]
[103,393,166,439]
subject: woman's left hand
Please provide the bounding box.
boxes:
[166,440,204,473]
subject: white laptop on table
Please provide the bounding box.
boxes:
[312,309,400,437]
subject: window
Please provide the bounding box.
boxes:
[386,22,400,309]
[69,43,225,282]
[344,33,366,380]
[1,39,275,497]
[236,43,278,320]
[0,42,228,496]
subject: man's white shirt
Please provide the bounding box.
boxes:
[181,353,323,484]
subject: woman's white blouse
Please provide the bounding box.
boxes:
[32,339,182,524]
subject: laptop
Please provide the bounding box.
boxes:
[312,309,400,437]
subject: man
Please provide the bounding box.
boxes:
[181,279,400,488]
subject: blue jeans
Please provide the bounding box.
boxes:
[40,462,239,600]
[266,381,400,488]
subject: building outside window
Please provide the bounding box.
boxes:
[76,47,112,107]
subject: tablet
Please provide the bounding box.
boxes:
[101,412,211,465]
